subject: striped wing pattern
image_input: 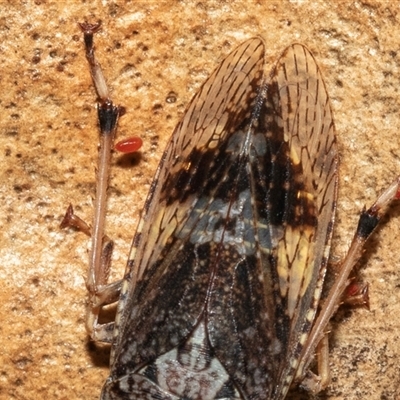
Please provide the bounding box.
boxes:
[102,39,338,400]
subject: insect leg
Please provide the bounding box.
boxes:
[60,22,129,343]
[302,279,369,392]
[298,176,400,391]
[79,21,127,343]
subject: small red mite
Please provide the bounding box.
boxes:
[115,136,143,153]
[114,136,143,153]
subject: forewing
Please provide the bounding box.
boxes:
[206,44,338,398]
[110,38,266,368]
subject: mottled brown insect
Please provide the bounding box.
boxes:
[62,23,400,399]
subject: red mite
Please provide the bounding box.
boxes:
[115,136,143,153]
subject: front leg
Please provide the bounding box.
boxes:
[61,22,133,343]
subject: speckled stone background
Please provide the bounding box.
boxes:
[1,1,400,399]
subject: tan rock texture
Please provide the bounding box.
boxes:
[1,1,400,399]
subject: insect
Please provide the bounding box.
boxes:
[62,22,400,399]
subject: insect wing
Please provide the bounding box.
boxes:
[103,38,266,398]
[198,44,338,399]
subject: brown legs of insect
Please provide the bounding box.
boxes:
[61,22,124,343]
[297,177,400,392]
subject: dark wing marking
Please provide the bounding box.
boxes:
[110,37,265,368]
